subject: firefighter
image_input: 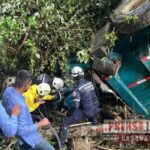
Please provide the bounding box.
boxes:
[52,77,64,90]
[23,83,55,112]
[59,66,100,146]
[52,77,76,110]
[36,73,65,93]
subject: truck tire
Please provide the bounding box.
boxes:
[111,0,150,34]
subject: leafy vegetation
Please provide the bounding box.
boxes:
[124,15,139,24]
[104,28,118,48]
[0,0,122,75]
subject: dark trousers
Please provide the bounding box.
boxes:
[59,109,98,146]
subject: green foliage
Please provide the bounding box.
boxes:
[124,15,139,24]
[0,0,122,75]
[0,137,17,150]
[105,28,118,48]
[77,49,90,63]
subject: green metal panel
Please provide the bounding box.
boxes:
[141,57,150,72]
[144,60,150,71]
[105,26,150,118]
[106,76,149,117]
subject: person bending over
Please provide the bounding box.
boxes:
[59,66,99,146]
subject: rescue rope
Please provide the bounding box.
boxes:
[56,90,62,103]
[38,108,62,150]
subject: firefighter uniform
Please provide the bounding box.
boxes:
[23,84,54,112]
[59,78,99,146]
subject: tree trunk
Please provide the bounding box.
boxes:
[41,121,150,139]
[41,123,109,139]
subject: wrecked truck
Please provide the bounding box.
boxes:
[91,0,150,118]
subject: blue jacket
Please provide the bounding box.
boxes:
[2,86,43,148]
[0,102,17,137]
[72,78,99,117]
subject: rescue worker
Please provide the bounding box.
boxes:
[2,76,55,113]
[51,77,70,110]
[52,77,76,110]
[23,76,66,112]
[23,83,55,112]
[36,73,64,91]
[59,66,100,146]
[36,73,65,92]
[52,77,64,90]
[36,73,65,98]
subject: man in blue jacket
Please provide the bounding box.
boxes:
[2,70,55,150]
[0,103,20,137]
[59,66,99,146]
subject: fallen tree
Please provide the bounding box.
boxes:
[41,123,103,139]
[41,120,150,139]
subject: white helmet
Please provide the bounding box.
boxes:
[71,66,84,77]
[37,83,51,96]
[52,77,64,90]
[3,77,16,89]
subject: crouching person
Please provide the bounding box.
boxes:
[23,83,54,113]
[2,70,55,150]
[59,66,99,147]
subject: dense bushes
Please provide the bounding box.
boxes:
[0,0,121,75]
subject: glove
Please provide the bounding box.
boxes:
[100,82,114,94]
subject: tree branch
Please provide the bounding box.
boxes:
[17,32,28,52]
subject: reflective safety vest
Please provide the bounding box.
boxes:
[72,78,99,116]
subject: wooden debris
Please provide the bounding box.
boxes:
[41,120,150,139]
[70,122,91,128]
[71,137,94,150]
[93,145,115,150]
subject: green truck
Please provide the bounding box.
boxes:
[91,0,150,118]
